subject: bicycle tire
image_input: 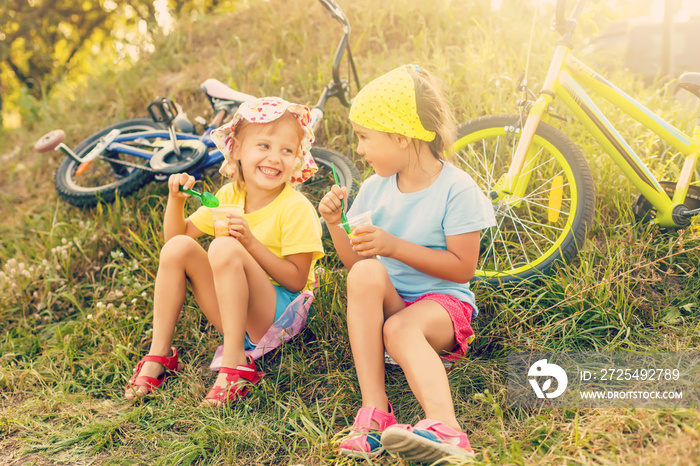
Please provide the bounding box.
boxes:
[54,118,164,207]
[452,114,596,284]
[300,146,361,211]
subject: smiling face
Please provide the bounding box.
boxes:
[351,122,406,177]
[232,113,303,194]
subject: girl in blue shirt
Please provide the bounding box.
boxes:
[319,64,495,462]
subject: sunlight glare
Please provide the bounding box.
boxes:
[154,0,175,34]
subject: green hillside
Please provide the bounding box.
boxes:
[1,0,699,464]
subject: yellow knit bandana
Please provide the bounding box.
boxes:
[349,65,436,142]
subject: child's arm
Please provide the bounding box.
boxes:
[350,226,480,283]
[226,216,312,292]
[164,173,204,241]
[318,185,364,270]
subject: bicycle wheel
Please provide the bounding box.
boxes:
[54,118,164,207]
[300,147,361,210]
[452,114,595,284]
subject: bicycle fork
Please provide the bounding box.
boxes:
[491,45,570,223]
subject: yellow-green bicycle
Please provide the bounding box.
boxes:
[454,0,700,284]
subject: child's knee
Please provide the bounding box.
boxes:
[347,259,387,291]
[160,235,199,262]
[207,236,246,269]
[382,314,412,350]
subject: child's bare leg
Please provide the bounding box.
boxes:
[126,235,219,398]
[346,259,404,411]
[204,237,276,401]
[382,301,460,430]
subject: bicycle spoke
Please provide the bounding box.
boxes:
[467,144,497,187]
[459,153,493,189]
[493,216,516,270]
[503,211,566,234]
[518,151,551,178]
[507,212,533,264]
[499,209,562,240]
[521,200,571,218]
[484,213,509,270]
[521,170,567,199]
[491,136,501,184]
[482,228,498,270]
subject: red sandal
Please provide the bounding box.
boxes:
[204,358,262,406]
[126,347,183,398]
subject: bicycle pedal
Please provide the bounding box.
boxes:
[148,96,178,125]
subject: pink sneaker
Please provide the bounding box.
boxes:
[381,419,474,463]
[338,403,397,458]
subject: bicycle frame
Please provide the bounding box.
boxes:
[503,1,700,228]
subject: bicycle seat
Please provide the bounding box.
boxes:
[201,78,256,103]
[678,72,700,99]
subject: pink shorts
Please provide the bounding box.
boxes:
[402,293,475,360]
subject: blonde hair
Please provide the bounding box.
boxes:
[405,65,456,160]
[228,111,305,192]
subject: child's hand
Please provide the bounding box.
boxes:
[168,173,196,199]
[318,185,348,225]
[350,225,397,258]
[226,214,255,247]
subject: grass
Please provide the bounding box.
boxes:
[2,0,700,464]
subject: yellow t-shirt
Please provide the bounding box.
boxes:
[188,183,324,292]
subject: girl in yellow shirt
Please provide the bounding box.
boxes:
[125,97,323,407]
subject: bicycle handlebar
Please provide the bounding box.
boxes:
[317,0,360,108]
[555,0,567,34]
[319,0,349,27]
[319,0,351,84]
[554,0,587,45]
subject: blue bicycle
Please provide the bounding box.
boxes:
[35,0,360,211]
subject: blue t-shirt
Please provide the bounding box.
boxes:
[347,162,496,317]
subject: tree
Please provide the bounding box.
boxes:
[0,0,231,128]
[1,1,151,98]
